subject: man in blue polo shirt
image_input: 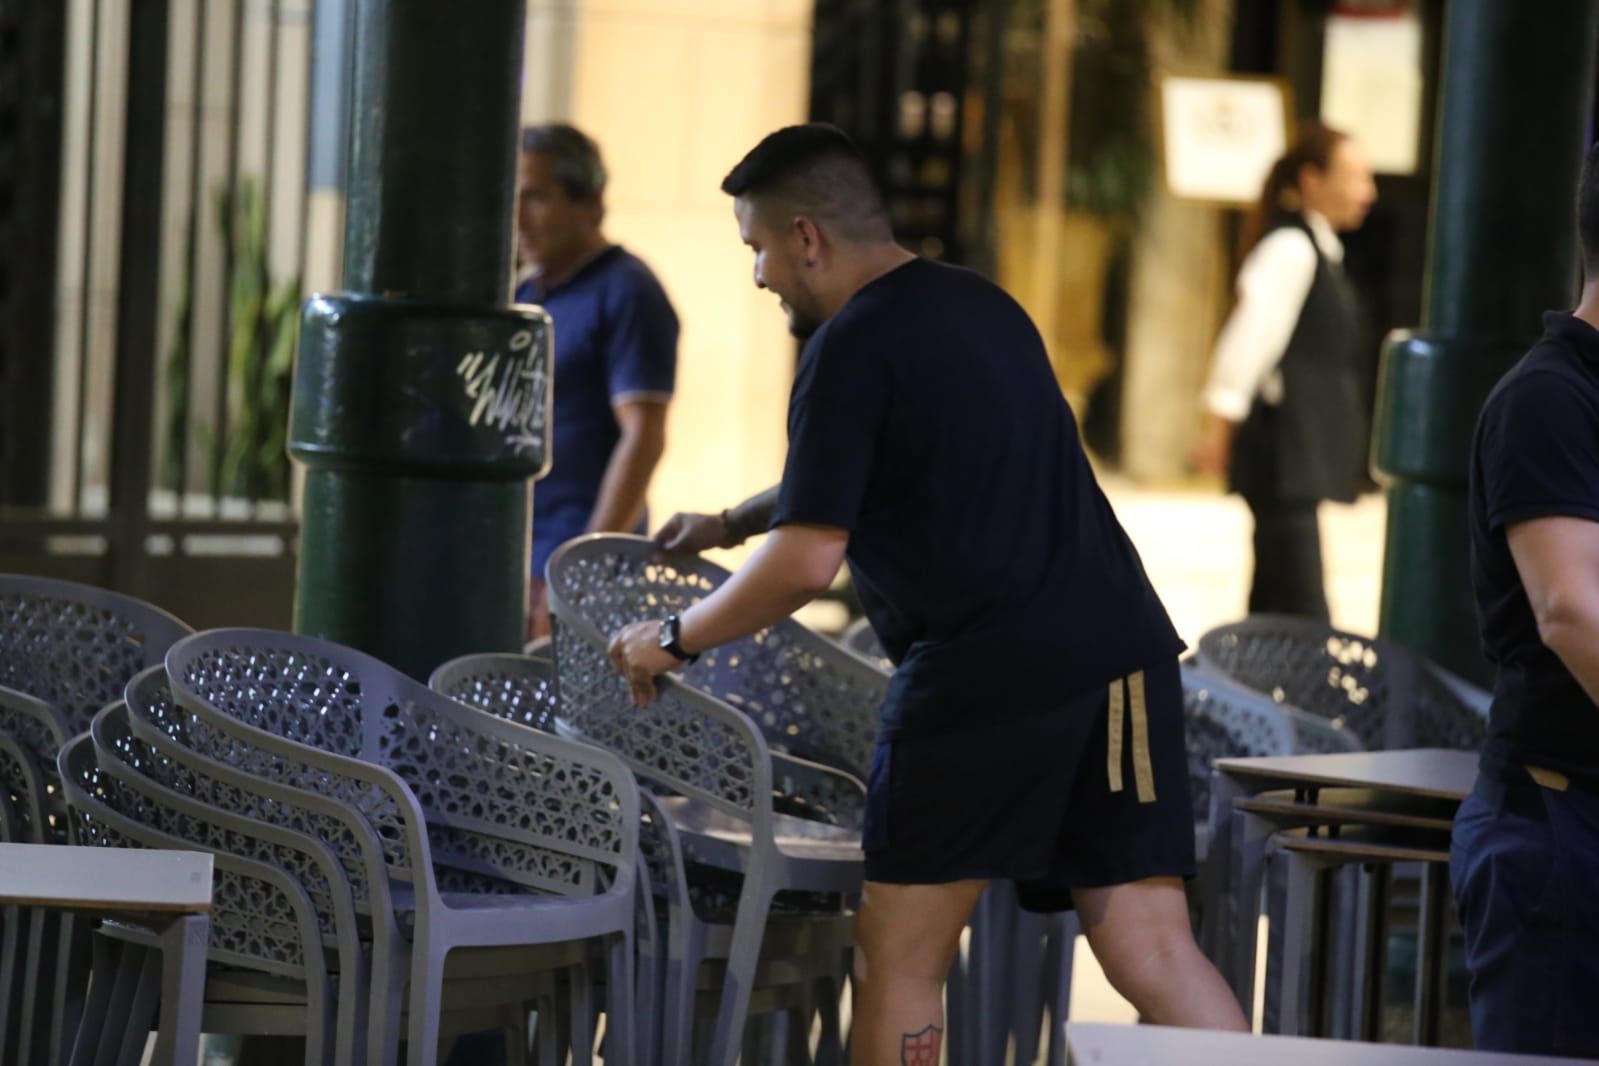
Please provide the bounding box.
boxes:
[611,125,1246,1064]
[1454,144,1599,1057]
[516,124,678,638]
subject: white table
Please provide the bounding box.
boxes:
[1065,1022,1595,1065]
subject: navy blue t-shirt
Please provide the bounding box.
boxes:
[1469,311,1599,789]
[772,257,1185,739]
[517,245,678,578]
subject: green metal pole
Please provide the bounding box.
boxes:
[1374,0,1598,681]
[289,0,549,678]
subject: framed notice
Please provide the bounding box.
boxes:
[1159,76,1290,205]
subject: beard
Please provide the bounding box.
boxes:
[785,304,824,340]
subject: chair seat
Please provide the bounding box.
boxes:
[657,795,863,862]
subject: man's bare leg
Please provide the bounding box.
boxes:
[1074,877,1249,1029]
[851,879,986,1065]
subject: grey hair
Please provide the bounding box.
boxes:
[520,124,607,202]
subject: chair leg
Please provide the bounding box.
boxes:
[405,937,448,1066]
[658,912,702,1066]
[372,927,409,1066]
[51,912,94,1066]
[1230,812,1275,1021]
[67,930,116,1066]
[532,989,560,1066]
[568,960,595,1066]
[1008,908,1048,1065]
[500,1004,530,1066]
[115,943,165,1066]
[604,931,635,1065]
[18,906,55,1064]
[1044,912,1079,1066]
[1277,851,1326,1038]
[706,877,775,1066]
[148,915,208,1066]
[0,904,19,1060]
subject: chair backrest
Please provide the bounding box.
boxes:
[0,575,191,733]
[169,627,637,899]
[840,616,892,673]
[431,644,561,732]
[548,535,885,778]
[1195,615,1487,750]
[547,538,776,831]
[57,731,327,984]
[124,664,390,919]
[0,726,49,843]
[90,702,358,955]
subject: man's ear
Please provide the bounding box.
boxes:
[794,216,823,266]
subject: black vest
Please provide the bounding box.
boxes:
[1228,213,1369,504]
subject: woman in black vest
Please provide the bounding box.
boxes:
[1193,122,1377,620]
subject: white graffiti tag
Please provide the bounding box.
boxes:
[455,329,549,455]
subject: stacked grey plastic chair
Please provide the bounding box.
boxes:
[59,726,333,1063]
[546,535,867,1066]
[433,642,857,1065]
[1194,615,1489,751]
[0,574,192,1065]
[162,627,641,1066]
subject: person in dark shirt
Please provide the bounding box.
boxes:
[1455,143,1599,1057]
[515,125,678,639]
[611,124,1246,1064]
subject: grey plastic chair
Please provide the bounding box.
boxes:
[547,535,864,1066]
[838,617,892,673]
[0,575,192,1066]
[432,646,856,1066]
[164,628,640,1066]
[123,668,567,1066]
[1194,615,1488,751]
[91,700,366,1062]
[59,729,332,1064]
[0,574,192,734]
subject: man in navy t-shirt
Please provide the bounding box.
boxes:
[1454,144,1599,1057]
[515,125,678,638]
[610,124,1246,1063]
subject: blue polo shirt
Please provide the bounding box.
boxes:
[517,245,678,579]
[771,257,1186,738]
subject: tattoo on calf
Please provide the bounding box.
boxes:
[901,1024,943,1066]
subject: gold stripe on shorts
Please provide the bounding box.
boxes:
[1129,670,1156,804]
[1107,676,1126,793]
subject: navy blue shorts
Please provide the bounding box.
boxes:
[1451,772,1599,1057]
[862,658,1196,911]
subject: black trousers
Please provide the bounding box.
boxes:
[1243,493,1328,621]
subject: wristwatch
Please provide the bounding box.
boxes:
[659,614,699,664]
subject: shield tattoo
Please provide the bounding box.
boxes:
[901,1024,943,1066]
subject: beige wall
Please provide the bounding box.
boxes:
[523,0,813,562]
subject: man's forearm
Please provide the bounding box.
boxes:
[587,434,664,534]
[721,486,781,545]
[678,526,845,652]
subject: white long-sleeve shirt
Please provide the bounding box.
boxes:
[1202,209,1344,421]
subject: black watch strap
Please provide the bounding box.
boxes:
[661,614,699,664]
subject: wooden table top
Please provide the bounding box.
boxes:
[1214,749,1478,801]
[1065,1022,1592,1065]
[0,844,212,912]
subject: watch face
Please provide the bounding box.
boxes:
[659,617,676,651]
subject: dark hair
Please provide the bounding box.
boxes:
[1579,143,1599,275]
[520,123,607,202]
[720,123,892,243]
[1241,120,1350,254]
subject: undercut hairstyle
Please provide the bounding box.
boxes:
[520,123,607,202]
[720,124,893,243]
[1579,142,1599,276]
